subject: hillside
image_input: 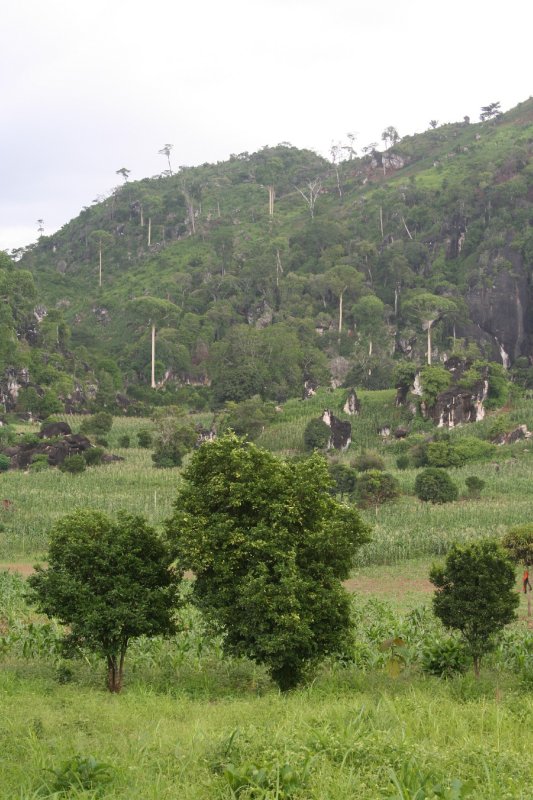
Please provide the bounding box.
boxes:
[4,97,533,415]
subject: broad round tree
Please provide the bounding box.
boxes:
[166,434,371,690]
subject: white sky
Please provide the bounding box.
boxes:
[1,0,532,252]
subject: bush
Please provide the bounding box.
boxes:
[29,454,49,472]
[352,451,384,472]
[137,429,153,448]
[355,470,400,509]
[59,455,86,474]
[95,437,108,447]
[84,447,105,467]
[152,423,197,468]
[465,476,485,499]
[410,442,429,468]
[80,412,114,436]
[118,435,130,448]
[396,454,410,470]
[303,418,331,451]
[0,453,10,472]
[415,468,458,504]
[426,441,465,468]
[421,637,469,677]
[328,463,357,499]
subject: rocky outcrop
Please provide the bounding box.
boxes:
[303,379,318,399]
[321,409,351,450]
[465,248,530,364]
[343,389,361,415]
[427,380,488,427]
[4,432,93,470]
[492,425,532,445]
[39,421,72,438]
[0,369,33,412]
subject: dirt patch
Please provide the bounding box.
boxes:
[0,562,37,577]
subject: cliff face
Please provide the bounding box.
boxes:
[465,248,531,365]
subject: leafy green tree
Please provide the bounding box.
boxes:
[355,470,400,511]
[465,476,485,499]
[165,435,370,690]
[80,412,113,436]
[127,297,179,388]
[502,524,533,616]
[217,396,277,441]
[28,510,179,692]
[303,418,331,451]
[152,421,197,468]
[430,540,518,676]
[415,468,458,504]
[352,294,386,356]
[403,292,457,365]
[328,463,357,500]
[324,265,363,337]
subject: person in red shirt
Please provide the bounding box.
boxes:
[523,568,532,594]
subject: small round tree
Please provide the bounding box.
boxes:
[28,509,179,692]
[502,524,533,617]
[415,467,458,504]
[328,463,357,499]
[352,451,385,472]
[303,418,331,451]
[430,539,519,677]
[355,470,400,512]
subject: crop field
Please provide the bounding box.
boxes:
[2,397,533,798]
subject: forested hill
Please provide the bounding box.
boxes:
[5,97,533,414]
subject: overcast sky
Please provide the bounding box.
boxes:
[1,0,532,252]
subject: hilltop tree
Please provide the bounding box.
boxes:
[324,265,363,337]
[480,102,501,122]
[430,539,518,677]
[158,143,174,175]
[116,167,130,182]
[165,434,371,690]
[28,510,179,693]
[403,292,457,364]
[89,230,114,288]
[127,297,179,388]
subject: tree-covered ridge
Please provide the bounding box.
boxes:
[8,97,533,412]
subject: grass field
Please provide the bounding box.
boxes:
[2,398,533,797]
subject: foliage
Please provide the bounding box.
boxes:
[80,412,114,436]
[419,365,451,406]
[0,453,10,472]
[58,454,87,474]
[84,446,105,466]
[217,396,277,441]
[464,476,485,499]
[37,754,114,796]
[414,468,458,504]
[502,524,533,565]
[152,421,197,468]
[119,434,130,448]
[352,451,385,472]
[165,434,370,690]
[421,637,469,678]
[355,470,400,509]
[328,463,357,499]
[137,429,153,448]
[303,418,331,451]
[396,454,410,470]
[430,539,519,675]
[28,509,179,692]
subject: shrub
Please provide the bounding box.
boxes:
[454,437,495,463]
[95,437,108,447]
[303,418,331,451]
[415,468,458,504]
[30,454,49,472]
[352,451,384,472]
[152,423,197,468]
[118,435,130,448]
[502,524,533,566]
[355,470,400,509]
[0,453,10,472]
[396,454,410,470]
[465,476,485,499]
[410,442,429,468]
[421,637,469,677]
[328,463,357,499]
[59,455,86,474]
[137,429,153,448]
[84,447,105,467]
[38,755,114,795]
[80,412,113,436]
[426,441,465,468]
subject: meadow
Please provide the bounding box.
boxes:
[2,398,533,798]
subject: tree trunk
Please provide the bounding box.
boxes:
[140,204,144,227]
[369,338,373,356]
[473,655,481,679]
[338,291,344,336]
[268,185,275,216]
[379,206,384,238]
[427,322,432,365]
[151,323,156,388]
[148,217,152,246]
[98,244,102,288]
[106,655,123,693]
